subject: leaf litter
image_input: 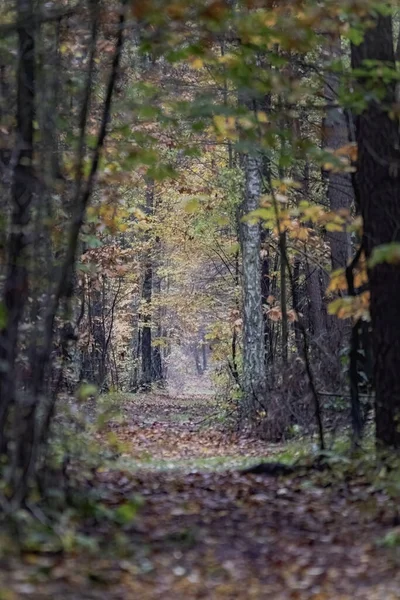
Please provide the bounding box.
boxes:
[1,393,400,599]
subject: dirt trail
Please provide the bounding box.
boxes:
[106,393,278,468]
[2,394,400,599]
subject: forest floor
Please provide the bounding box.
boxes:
[1,393,400,599]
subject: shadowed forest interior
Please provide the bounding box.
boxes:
[0,0,400,598]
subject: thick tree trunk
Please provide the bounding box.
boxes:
[240,153,266,417]
[0,0,35,439]
[322,36,353,354]
[302,161,327,343]
[351,14,400,447]
[322,37,353,272]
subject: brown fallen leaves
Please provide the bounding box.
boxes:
[1,394,400,599]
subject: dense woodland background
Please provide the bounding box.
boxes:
[0,4,400,592]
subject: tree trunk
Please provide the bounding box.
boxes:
[151,264,164,385]
[351,14,400,447]
[140,179,154,390]
[260,229,271,365]
[306,262,326,340]
[0,0,35,440]
[322,36,353,272]
[240,153,266,417]
[279,231,288,364]
[292,256,303,355]
[201,332,207,372]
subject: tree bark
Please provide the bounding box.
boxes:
[322,36,353,271]
[305,262,326,340]
[0,0,35,439]
[240,153,266,417]
[292,256,303,355]
[279,231,288,364]
[351,14,400,447]
[140,178,154,390]
[261,228,272,365]
[151,263,164,385]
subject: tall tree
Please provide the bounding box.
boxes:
[0,0,35,443]
[240,151,266,418]
[351,12,400,447]
[140,178,155,390]
[322,36,353,273]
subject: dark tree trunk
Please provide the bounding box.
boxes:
[0,0,35,440]
[201,332,207,372]
[305,262,326,340]
[292,256,303,355]
[151,240,165,386]
[322,36,353,272]
[279,231,288,365]
[140,179,154,390]
[141,263,153,389]
[351,14,400,447]
[322,36,353,355]
[193,344,203,376]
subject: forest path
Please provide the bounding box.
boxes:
[3,394,400,599]
[104,392,280,472]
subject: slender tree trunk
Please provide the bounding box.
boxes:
[201,335,207,372]
[260,229,271,365]
[306,261,326,340]
[151,263,164,385]
[292,256,303,355]
[140,265,153,389]
[231,249,240,383]
[140,178,154,390]
[240,153,266,417]
[279,231,288,365]
[351,14,400,447]
[193,344,203,376]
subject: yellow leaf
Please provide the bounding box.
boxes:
[327,268,347,293]
[190,57,204,69]
[237,116,254,130]
[184,198,200,213]
[256,111,269,123]
[326,222,344,232]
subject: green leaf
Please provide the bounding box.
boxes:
[77,383,98,402]
[369,243,400,268]
[114,497,144,525]
[379,528,400,548]
[243,208,273,223]
[346,27,364,46]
